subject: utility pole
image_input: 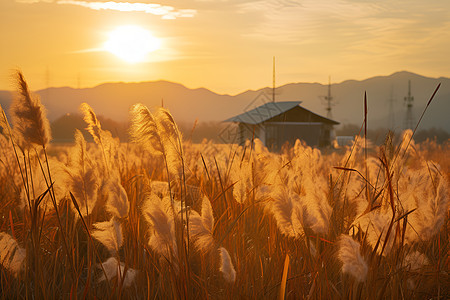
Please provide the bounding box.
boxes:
[403,80,414,130]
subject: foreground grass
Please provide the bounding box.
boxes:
[0,73,448,299]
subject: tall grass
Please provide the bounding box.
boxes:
[0,74,448,299]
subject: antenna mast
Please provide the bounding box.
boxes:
[403,80,414,129]
[272,56,275,102]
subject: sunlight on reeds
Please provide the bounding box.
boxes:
[0,73,448,298]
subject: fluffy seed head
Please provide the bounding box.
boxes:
[129,103,163,154]
[219,247,236,283]
[104,172,129,218]
[10,71,51,149]
[65,135,100,218]
[92,218,123,255]
[80,102,102,145]
[0,232,26,277]
[189,196,215,252]
[98,256,138,288]
[403,251,429,271]
[143,193,178,261]
[337,235,368,282]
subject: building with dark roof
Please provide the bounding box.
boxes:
[224,101,339,150]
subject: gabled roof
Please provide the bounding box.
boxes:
[223,101,302,124]
[223,101,339,125]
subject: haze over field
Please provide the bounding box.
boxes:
[1,71,449,133]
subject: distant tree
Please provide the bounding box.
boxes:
[414,127,450,143]
[51,113,128,143]
[337,123,449,145]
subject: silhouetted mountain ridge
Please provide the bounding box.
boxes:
[0,71,448,132]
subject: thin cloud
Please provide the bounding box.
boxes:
[17,0,196,19]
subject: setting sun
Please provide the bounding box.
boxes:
[104,25,161,63]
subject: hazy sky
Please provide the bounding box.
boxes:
[1,0,449,94]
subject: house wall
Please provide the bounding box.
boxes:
[238,123,265,145]
[265,122,322,150]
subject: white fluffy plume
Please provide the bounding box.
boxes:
[189,195,215,252]
[130,104,183,179]
[219,247,236,283]
[92,218,123,255]
[104,172,129,219]
[65,130,100,218]
[0,232,26,277]
[337,235,368,282]
[98,256,138,288]
[10,71,51,149]
[143,193,178,261]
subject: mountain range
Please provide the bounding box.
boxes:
[0,71,449,132]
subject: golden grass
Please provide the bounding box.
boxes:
[0,74,448,299]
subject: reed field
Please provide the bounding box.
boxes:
[0,72,448,299]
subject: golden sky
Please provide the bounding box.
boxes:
[1,0,449,94]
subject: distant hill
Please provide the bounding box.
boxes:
[1,71,449,132]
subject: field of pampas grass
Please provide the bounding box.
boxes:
[0,72,448,299]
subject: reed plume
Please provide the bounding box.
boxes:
[129,103,163,154]
[19,159,66,210]
[80,103,116,169]
[0,104,11,136]
[150,180,171,198]
[337,235,368,282]
[80,102,102,145]
[143,193,178,262]
[399,162,449,243]
[65,130,99,217]
[219,247,236,283]
[104,171,129,219]
[403,251,429,271]
[253,138,268,154]
[154,107,183,178]
[353,209,394,255]
[0,232,26,277]
[130,104,183,178]
[9,71,51,149]
[189,195,215,252]
[301,176,332,234]
[229,159,252,203]
[291,202,307,238]
[98,256,138,288]
[267,185,297,238]
[92,218,123,255]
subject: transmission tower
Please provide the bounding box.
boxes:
[403,80,414,129]
[320,76,336,119]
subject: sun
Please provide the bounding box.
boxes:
[104,25,161,63]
